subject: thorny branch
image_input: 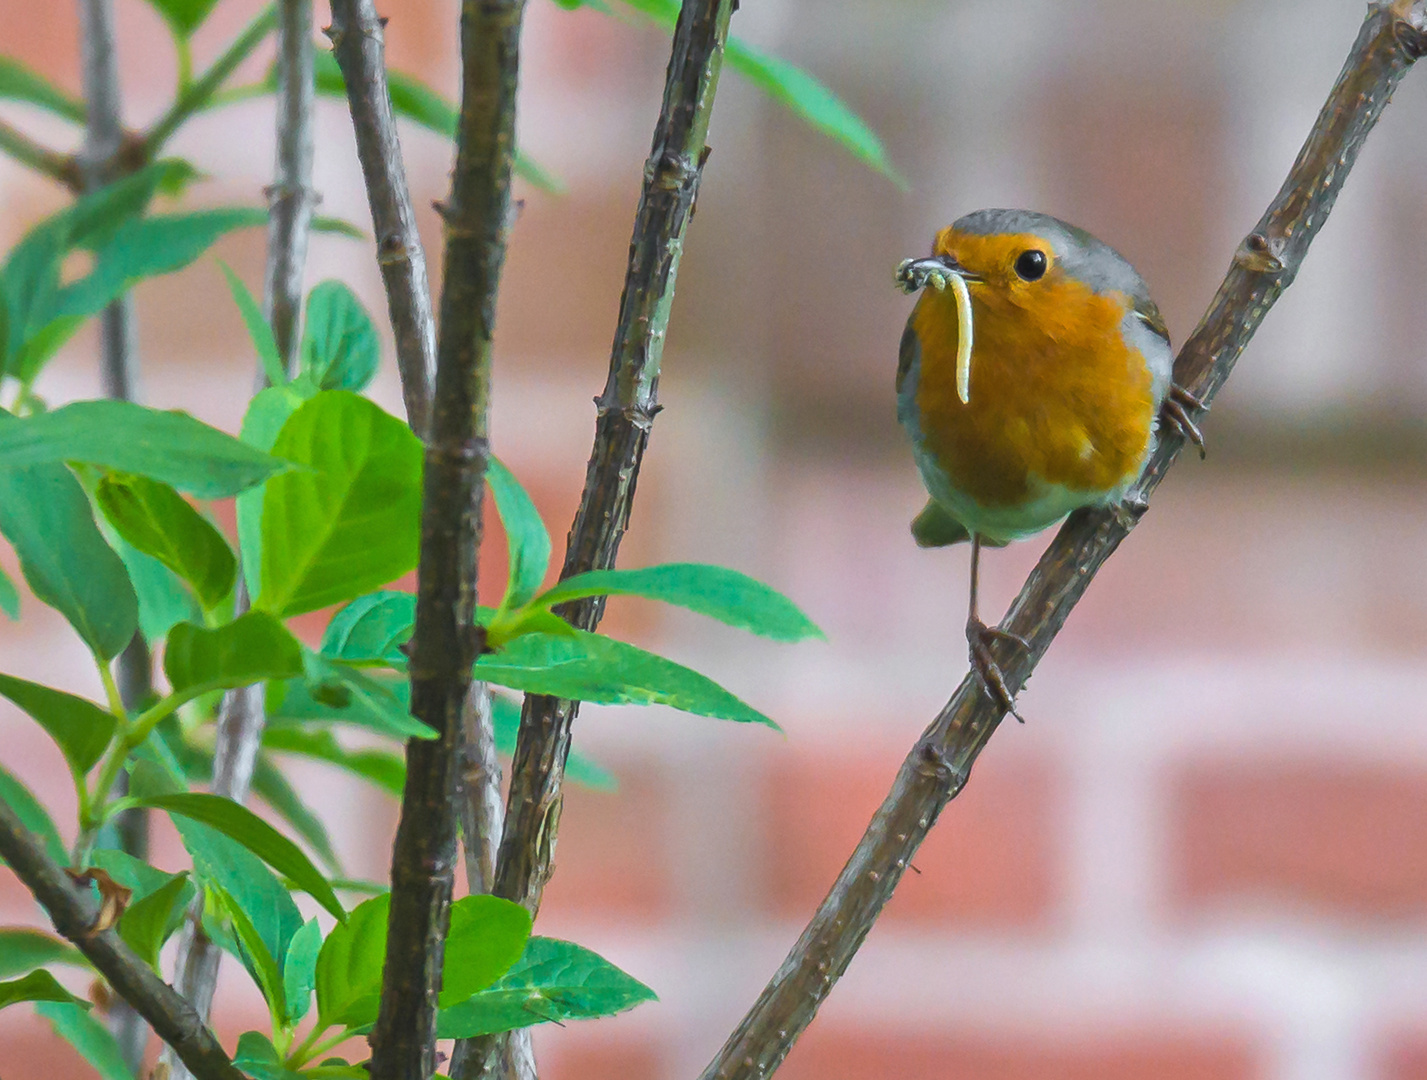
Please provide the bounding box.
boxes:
[367,0,526,1074]
[697,4,1427,1078]
[326,0,437,436]
[0,800,245,1080]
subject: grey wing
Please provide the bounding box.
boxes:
[1124,297,1174,411]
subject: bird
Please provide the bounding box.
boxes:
[894,208,1202,720]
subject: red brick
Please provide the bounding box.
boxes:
[537,763,673,922]
[1171,759,1427,919]
[1377,1030,1427,1080]
[760,749,1059,927]
[537,1033,664,1080]
[0,1010,99,1080]
[781,1028,1259,1080]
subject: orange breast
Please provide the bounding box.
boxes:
[912,276,1155,509]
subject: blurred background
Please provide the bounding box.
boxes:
[5,1,1427,1078]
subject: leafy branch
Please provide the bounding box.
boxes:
[697,4,1427,1078]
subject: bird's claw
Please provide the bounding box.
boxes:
[967,617,1028,723]
[896,257,952,295]
[1161,383,1207,459]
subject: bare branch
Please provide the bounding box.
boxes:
[325,0,437,435]
[0,798,245,1080]
[0,118,79,187]
[697,5,1427,1078]
[366,0,526,1073]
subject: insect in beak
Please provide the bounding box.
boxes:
[895,255,977,405]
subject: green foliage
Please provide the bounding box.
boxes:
[142,0,223,39]
[0,764,65,865]
[279,651,436,740]
[163,612,305,698]
[255,391,423,617]
[487,457,552,615]
[437,937,656,1038]
[219,261,286,388]
[0,673,115,777]
[263,723,407,798]
[252,756,342,872]
[282,918,323,1026]
[0,57,86,123]
[138,792,346,921]
[95,472,237,610]
[35,1001,133,1080]
[0,458,138,660]
[233,1031,306,1080]
[85,851,196,971]
[300,281,380,392]
[212,881,288,1025]
[236,382,311,599]
[102,523,203,644]
[0,564,17,620]
[0,929,89,979]
[0,970,89,1012]
[0,401,287,498]
[537,563,823,641]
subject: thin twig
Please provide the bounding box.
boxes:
[162,7,313,1078]
[458,683,503,894]
[325,0,437,435]
[366,0,526,1074]
[0,117,80,188]
[453,5,733,1075]
[77,0,153,1067]
[0,799,246,1080]
[698,5,1427,1077]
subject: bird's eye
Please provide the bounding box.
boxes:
[1014,249,1047,281]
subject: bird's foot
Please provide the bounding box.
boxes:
[967,617,1029,723]
[896,257,953,295]
[1161,383,1208,459]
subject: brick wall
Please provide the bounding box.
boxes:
[6,2,1427,1079]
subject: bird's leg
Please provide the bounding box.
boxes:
[1161,382,1207,459]
[965,533,1028,723]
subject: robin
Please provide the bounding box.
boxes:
[895,208,1202,720]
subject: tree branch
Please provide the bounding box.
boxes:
[697,5,1427,1078]
[0,799,246,1080]
[0,117,81,188]
[367,0,526,1074]
[325,0,437,436]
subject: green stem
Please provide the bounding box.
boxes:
[143,3,278,155]
[176,34,194,92]
[0,118,77,187]
[286,1023,346,1069]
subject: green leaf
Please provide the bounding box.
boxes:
[321,590,416,666]
[487,458,550,614]
[211,882,286,1023]
[309,52,563,194]
[263,724,406,798]
[252,754,341,872]
[278,651,434,739]
[0,763,66,865]
[256,391,423,617]
[235,382,311,599]
[723,38,905,188]
[0,564,18,620]
[0,970,88,1013]
[0,400,287,498]
[96,472,236,610]
[477,627,778,727]
[0,458,137,659]
[0,672,115,776]
[440,894,533,1008]
[101,518,203,645]
[143,0,222,38]
[163,611,304,698]
[311,215,366,240]
[301,281,379,392]
[218,261,286,388]
[50,208,269,328]
[117,872,194,970]
[139,793,345,921]
[0,929,90,980]
[535,563,822,642]
[314,893,529,1030]
[282,918,323,1026]
[314,892,388,1029]
[437,937,656,1038]
[35,1001,132,1080]
[170,817,304,979]
[0,57,85,123]
[233,1030,306,1080]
